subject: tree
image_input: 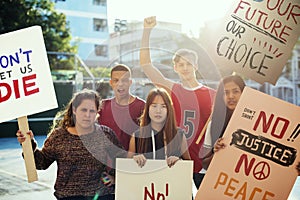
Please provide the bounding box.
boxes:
[0,0,77,69]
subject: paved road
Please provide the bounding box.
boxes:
[0,136,56,200]
[0,136,299,200]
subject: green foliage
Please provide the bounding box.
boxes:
[79,67,111,79]
[48,53,76,70]
[0,0,77,69]
[91,67,111,78]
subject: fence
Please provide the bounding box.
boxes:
[1,50,299,137]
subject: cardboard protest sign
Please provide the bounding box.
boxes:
[196,87,300,200]
[0,26,57,123]
[116,158,193,200]
[0,26,58,182]
[202,0,300,84]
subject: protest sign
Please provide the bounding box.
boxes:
[0,26,57,123]
[115,158,193,200]
[202,0,300,84]
[196,87,300,200]
[0,26,58,182]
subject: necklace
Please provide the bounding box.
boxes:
[164,133,167,159]
[151,131,168,159]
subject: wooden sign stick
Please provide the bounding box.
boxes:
[17,116,38,183]
[195,114,212,145]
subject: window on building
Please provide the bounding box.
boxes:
[93,0,106,6]
[95,45,108,56]
[93,18,107,31]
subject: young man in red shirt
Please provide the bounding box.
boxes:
[98,64,145,151]
[140,16,216,188]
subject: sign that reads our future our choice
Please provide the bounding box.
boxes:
[202,0,300,84]
[196,87,300,200]
[0,26,57,124]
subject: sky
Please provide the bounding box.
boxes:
[106,0,235,36]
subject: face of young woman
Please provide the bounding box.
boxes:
[223,81,242,111]
[149,95,168,129]
[73,99,97,131]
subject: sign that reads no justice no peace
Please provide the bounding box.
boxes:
[196,87,300,200]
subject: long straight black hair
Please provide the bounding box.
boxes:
[137,87,179,155]
[210,75,246,145]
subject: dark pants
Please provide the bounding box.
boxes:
[97,194,114,200]
[58,194,114,200]
[193,172,205,189]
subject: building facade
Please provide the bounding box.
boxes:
[54,0,109,67]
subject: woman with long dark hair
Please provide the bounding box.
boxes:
[128,87,191,167]
[201,74,246,170]
[17,89,125,200]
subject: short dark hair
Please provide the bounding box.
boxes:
[111,64,131,77]
[172,49,198,66]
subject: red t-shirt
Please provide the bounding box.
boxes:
[98,97,145,151]
[171,83,215,172]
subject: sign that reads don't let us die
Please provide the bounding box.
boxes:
[202,0,300,85]
[0,26,58,123]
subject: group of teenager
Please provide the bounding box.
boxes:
[16,16,300,200]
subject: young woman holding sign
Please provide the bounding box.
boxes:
[201,74,300,192]
[201,74,246,170]
[16,89,126,200]
[127,87,191,168]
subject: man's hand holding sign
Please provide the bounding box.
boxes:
[0,26,58,182]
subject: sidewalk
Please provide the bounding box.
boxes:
[0,136,56,200]
[0,136,299,200]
